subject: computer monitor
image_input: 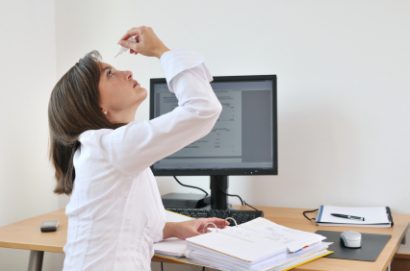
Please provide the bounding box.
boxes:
[150,75,277,209]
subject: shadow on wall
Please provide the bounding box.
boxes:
[246,97,366,207]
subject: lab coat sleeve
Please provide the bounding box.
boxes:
[101,50,222,176]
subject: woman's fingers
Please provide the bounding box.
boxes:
[119,26,144,43]
[197,217,229,233]
[118,39,140,51]
[117,26,169,58]
[208,217,230,228]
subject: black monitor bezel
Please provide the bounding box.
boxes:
[149,74,278,176]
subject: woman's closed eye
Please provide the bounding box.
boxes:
[107,69,113,78]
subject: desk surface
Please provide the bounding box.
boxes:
[0,206,408,271]
[260,207,409,271]
[0,209,66,253]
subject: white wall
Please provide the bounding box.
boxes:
[0,0,64,270]
[56,0,410,211]
[55,0,410,254]
[2,0,409,269]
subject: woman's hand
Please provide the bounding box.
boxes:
[163,218,229,240]
[118,26,169,58]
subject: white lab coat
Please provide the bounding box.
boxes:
[62,49,222,271]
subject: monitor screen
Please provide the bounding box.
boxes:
[150,75,277,176]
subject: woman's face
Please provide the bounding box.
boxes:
[98,62,147,123]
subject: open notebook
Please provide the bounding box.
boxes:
[154,211,331,271]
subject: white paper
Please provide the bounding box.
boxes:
[154,238,187,257]
[186,217,326,263]
[165,210,193,222]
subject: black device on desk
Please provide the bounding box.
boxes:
[150,75,278,211]
[167,207,264,225]
[162,192,209,209]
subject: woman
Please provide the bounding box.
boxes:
[48,26,228,271]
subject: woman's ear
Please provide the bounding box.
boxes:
[100,107,108,115]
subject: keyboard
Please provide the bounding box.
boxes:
[166,208,264,225]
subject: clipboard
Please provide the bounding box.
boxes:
[316,205,394,227]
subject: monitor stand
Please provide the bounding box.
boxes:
[210,175,229,209]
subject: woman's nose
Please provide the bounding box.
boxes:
[125,71,133,80]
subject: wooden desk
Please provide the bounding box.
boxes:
[259,207,409,271]
[0,209,66,271]
[0,207,408,271]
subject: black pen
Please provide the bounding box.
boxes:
[330,213,365,221]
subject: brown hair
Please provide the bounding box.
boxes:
[48,51,123,195]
